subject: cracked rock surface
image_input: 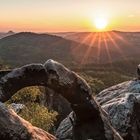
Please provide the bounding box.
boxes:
[56,80,140,140]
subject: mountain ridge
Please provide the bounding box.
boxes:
[0,31,140,66]
[0,32,89,66]
[0,30,15,39]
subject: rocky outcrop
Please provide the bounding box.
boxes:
[55,112,74,139]
[137,64,140,79]
[56,79,140,140]
[0,59,123,140]
[0,70,11,79]
[96,80,140,140]
[9,103,25,113]
[0,102,56,140]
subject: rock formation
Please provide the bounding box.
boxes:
[56,79,140,140]
[9,103,25,113]
[0,102,56,140]
[137,64,140,79]
[0,59,123,140]
[96,80,140,140]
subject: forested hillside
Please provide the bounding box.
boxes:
[0,31,140,67]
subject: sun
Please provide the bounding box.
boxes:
[94,17,108,30]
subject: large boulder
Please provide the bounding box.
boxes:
[96,80,140,140]
[56,79,140,140]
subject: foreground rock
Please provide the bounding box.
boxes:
[56,79,140,140]
[0,102,56,140]
[0,59,122,140]
[55,112,74,139]
[9,103,25,113]
[96,80,140,140]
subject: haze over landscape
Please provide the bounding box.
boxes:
[0,1,140,140]
[0,0,140,66]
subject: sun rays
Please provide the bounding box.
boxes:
[81,33,98,64]
[72,31,131,65]
[102,33,112,64]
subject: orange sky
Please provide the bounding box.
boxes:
[0,0,140,32]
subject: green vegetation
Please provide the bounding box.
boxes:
[80,73,105,95]
[8,86,42,103]
[19,103,57,131]
[85,71,131,87]
[71,60,136,94]
[0,63,10,70]
[7,86,58,132]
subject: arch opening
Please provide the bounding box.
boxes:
[0,60,119,140]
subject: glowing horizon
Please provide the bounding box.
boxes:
[0,0,140,32]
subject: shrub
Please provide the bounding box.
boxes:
[80,73,105,94]
[8,86,42,104]
[6,86,58,132]
[19,103,58,132]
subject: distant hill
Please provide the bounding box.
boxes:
[51,31,140,45]
[0,31,15,39]
[0,31,140,67]
[51,31,140,63]
[0,32,89,66]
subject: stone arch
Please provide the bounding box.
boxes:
[0,59,122,140]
